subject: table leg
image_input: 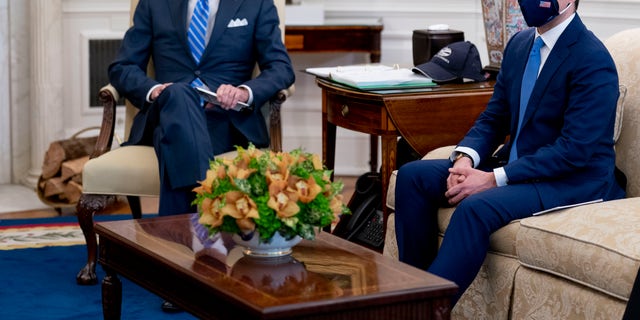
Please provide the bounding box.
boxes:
[369,135,378,172]
[102,267,122,320]
[323,118,337,181]
[322,118,337,233]
[380,134,397,238]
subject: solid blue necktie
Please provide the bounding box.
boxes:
[188,0,209,88]
[509,36,545,163]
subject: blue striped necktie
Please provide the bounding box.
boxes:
[188,0,209,88]
[509,36,545,163]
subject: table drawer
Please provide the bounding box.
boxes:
[326,94,385,133]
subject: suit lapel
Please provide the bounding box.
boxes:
[520,16,584,129]
[168,0,191,63]
[206,0,244,55]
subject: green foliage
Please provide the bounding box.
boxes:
[193,144,351,243]
[252,193,281,240]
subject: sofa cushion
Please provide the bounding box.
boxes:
[517,197,640,301]
[511,266,626,319]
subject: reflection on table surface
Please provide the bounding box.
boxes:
[100,213,451,308]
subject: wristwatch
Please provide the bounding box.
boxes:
[454,153,473,166]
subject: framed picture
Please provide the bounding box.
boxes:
[481,0,527,72]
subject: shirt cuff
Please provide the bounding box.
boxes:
[494,167,509,187]
[451,146,480,168]
[238,85,254,105]
[146,84,163,103]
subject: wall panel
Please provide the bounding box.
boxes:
[5,0,636,185]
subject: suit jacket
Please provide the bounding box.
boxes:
[458,14,625,209]
[109,0,295,147]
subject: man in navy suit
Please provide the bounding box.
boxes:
[394,0,625,304]
[109,0,295,217]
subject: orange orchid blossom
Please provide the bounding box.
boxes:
[198,191,260,233]
[192,169,217,195]
[289,175,322,204]
[267,180,300,218]
[193,144,350,242]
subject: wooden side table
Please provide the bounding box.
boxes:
[317,79,494,234]
[285,24,384,172]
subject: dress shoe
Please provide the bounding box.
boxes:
[161,300,183,313]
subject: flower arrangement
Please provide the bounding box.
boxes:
[192,144,350,242]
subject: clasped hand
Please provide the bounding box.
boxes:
[445,158,497,206]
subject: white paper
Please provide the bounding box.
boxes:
[305,64,395,78]
[329,68,434,90]
[532,199,603,216]
[329,68,433,88]
[195,87,250,112]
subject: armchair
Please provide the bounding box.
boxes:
[384,28,640,319]
[75,0,293,285]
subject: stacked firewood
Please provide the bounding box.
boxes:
[38,133,97,206]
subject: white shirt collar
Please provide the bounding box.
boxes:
[534,13,575,68]
[536,13,576,51]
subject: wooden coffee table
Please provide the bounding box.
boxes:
[95,214,457,319]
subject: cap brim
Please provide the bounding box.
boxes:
[462,72,487,82]
[412,62,458,83]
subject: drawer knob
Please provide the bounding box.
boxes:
[341,105,349,117]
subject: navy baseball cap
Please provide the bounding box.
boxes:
[413,41,487,83]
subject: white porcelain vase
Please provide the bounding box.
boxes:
[232,231,302,257]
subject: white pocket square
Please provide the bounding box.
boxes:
[227,18,248,28]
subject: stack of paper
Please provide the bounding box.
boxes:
[305,64,435,90]
[330,68,434,90]
[305,65,395,78]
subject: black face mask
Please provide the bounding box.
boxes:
[518,0,572,27]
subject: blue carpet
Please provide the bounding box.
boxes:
[0,216,197,320]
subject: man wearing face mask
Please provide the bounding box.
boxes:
[394,0,625,305]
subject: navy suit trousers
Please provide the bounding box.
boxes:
[394,159,543,303]
[149,83,211,215]
[149,83,247,216]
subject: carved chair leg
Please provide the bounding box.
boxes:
[75,193,112,285]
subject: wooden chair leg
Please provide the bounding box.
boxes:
[75,193,112,285]
[127,195,142,219]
